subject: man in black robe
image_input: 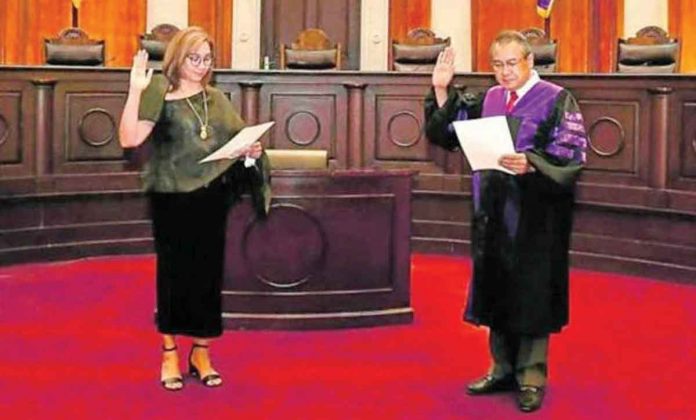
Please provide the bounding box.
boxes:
[424,30,587,412]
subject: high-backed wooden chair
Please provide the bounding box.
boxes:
[139,24,180,68]
[391,28,450,72]
[617,26,679,73]
[279,28,341,70]
[44,28,105,66]
[521,27,558,73]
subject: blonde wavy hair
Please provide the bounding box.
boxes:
[162,26,214,90]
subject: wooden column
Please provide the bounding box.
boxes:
[240,81,261,125]
[345,83,366,168]
[32,79,56,180]
[647,86,672,206]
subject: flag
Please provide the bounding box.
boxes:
[72,0,81,8]
[536,0,555,19]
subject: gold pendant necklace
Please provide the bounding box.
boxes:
[185,89,209,140]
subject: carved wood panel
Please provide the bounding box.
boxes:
[671,89,696,191]
[582,101,637,173]
[0,92,22,164]
[221,171,413,328]
[214,83,243,115]
[226,196,394,293]
[375,97,427,161]
[258,84,348,167]
[261,0,361,70]
[364,83,444,172]
[0,68,694,283]
[53,81,129,175]
[681,103,696,177]
[0,81,35,179]
[575,89,651,186]
[65,94,124,162]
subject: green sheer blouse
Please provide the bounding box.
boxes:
[138,74,245,192]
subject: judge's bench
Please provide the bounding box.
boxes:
[0,67,694,328]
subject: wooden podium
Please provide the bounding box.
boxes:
[222,169,414,329]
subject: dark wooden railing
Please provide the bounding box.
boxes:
[1,67,694,283]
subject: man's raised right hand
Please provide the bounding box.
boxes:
[432,47,455,89]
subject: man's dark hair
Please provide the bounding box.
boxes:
[489,30,532,58]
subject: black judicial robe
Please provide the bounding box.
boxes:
[424,81,587,335]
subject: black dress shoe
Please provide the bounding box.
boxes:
[517,386,545,412]
[466,374,517,395]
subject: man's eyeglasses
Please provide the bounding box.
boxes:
[186,54,214,67]
[491,57,526,72]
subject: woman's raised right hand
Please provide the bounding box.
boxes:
[129,49,154,92]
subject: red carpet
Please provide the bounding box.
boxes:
[0,254,694,419]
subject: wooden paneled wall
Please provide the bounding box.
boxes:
[670,0,696,73]
[261,0,362,70]
[189,0,234,68]
[552,0,591,73]
[472,0,544,71]
[0,0,230,68]
[472,0,625,73]
[0,1,691,72]
[592,0,623,73]
[389,0,430,43]
[1,69,695,283]
[0,0,71,65]
[80,0,146,67]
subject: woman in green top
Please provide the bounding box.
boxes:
[119,27,269,391]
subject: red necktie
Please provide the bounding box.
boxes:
[506,90,518,113]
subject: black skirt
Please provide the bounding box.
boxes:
[149,177,230,338]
